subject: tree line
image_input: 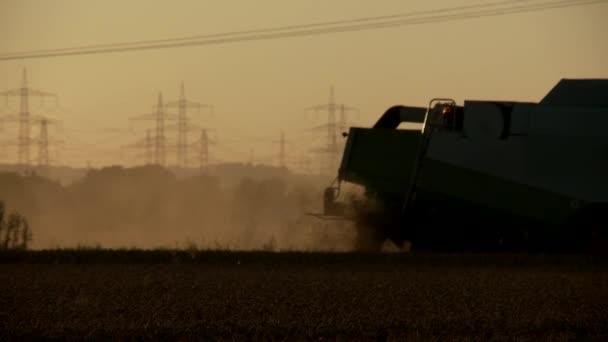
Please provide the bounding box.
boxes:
[0,164,330,250]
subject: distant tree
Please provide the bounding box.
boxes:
[8,213,21,249]
[21,217,32,250]
[0,201,31,251]
[0,202,5,249]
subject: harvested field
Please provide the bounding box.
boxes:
[1,250,607,341]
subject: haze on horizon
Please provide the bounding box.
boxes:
[0,0,606,170]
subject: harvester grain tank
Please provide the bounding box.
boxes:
[318,79,608,252]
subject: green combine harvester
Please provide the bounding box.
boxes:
[316,79,608,252]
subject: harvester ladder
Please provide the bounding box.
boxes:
[401,98,456,214]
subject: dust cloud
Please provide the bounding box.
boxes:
[0,164,362,251]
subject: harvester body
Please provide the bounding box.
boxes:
[326,79,608,251]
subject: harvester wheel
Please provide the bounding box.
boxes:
[566,205,608,253]
[352,215,386,252]
[580,212,608,254]
[353,225,385,252]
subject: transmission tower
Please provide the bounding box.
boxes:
[164,82,213,169]
[305,86,358,176]
[279,131,286,169]
[37,119,49,168]
[155,94,166,166]
[145,129,153,165]
[271,131,290,169]
[121,128,154,167]
[33,117,63,172]
[199,129,209,172]
[130,92,172,167]
[0,68,57,171]
[195,128,219,172]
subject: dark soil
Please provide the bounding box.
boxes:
[1,250,607,341]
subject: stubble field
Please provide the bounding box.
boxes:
[1,250,607,341]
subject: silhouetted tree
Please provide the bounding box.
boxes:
[0,201,31,251]
[8,213,21,249]
[21,217,32,250]
[0,202,5,249]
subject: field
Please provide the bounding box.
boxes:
[1,250,607,341]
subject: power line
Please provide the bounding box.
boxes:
[0,0,603,61]
[0,0,537,58]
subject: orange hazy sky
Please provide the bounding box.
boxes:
[0,0,606,169]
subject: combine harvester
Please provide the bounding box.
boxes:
[314,79,608,252]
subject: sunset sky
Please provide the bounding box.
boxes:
[0,0,606,170]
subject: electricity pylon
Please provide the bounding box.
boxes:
[305,86,358,176]
[164,82,213,169]
[129,92,173,167]
[0,68,58,171]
